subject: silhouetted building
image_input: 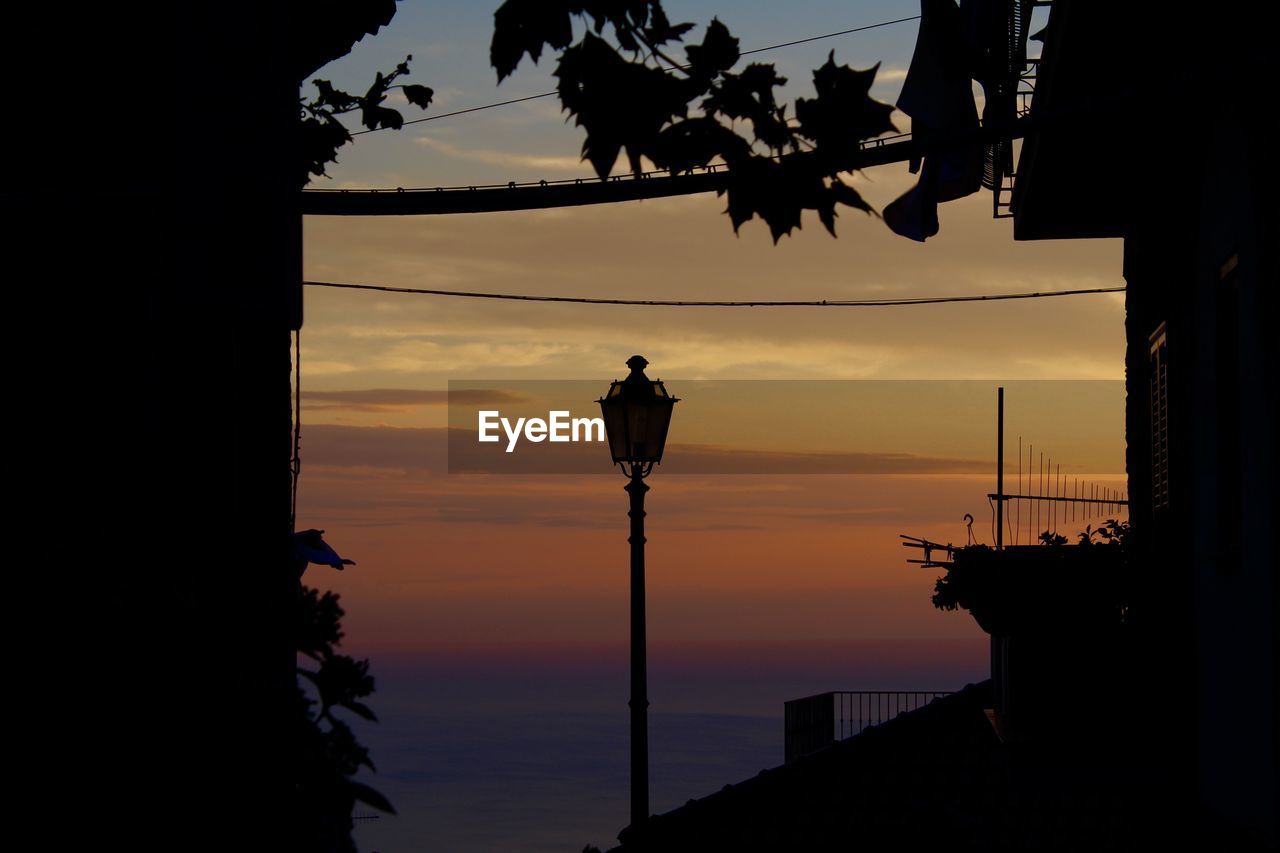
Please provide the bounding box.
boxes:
[9,6,306,851]
[1011,1,1275,844]
[619,682,1167,852]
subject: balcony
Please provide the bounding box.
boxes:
[784,690,954,763]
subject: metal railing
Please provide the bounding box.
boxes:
[784,690,954,763]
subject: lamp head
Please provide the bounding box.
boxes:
[597,355,678,474]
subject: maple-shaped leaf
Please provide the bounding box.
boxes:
[492,0,577,81]
[685,18,739,78]
[402,84,434,109]
[720,155,807,242]
[719,152,862,241]
[795,54,897,169]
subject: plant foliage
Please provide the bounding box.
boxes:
[1076,518,1129,547]
[302,55,434,187]
[296,584,393,853]
[931,521,1132,632]
[491,0,897,241]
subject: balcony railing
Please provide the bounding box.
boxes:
[784,690,954,763]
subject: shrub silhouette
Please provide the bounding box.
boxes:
[296,582,393,853]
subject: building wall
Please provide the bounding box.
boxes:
[1124,102,1276,844]
[5,5,299,849]
[1187,111,1276,846]
[1121,161,1200,817]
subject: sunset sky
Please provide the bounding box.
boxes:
[298,2,1128,847]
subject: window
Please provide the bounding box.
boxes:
[1149,323,1170,515]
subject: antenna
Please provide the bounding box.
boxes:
[990,387,1128,545]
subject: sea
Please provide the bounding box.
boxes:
[345,644,986,852]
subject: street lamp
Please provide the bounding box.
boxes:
[597,355,678,834]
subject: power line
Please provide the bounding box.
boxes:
[348,14,921,136]
[738,15,921,56]
[303,280,1124,308]
[352,92,557,132]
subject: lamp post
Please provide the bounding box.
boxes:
[597,355,678,834]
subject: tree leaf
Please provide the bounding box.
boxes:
[364,70,388,103]
[643,5,695,46]
[830,177,873,214]
[491,0,576,81]
[361,105,403,131]
[685,18,739,78]
[795,54,897,168]
[402,84,434,109]
[817,203,837,236]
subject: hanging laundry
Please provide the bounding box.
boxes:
[293,528,357,576]
[885,0,985,241]
[884,158,942,241]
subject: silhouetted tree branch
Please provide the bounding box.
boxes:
[299,0,434,186]
[302,55,434,186]
[490,0,897,241]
